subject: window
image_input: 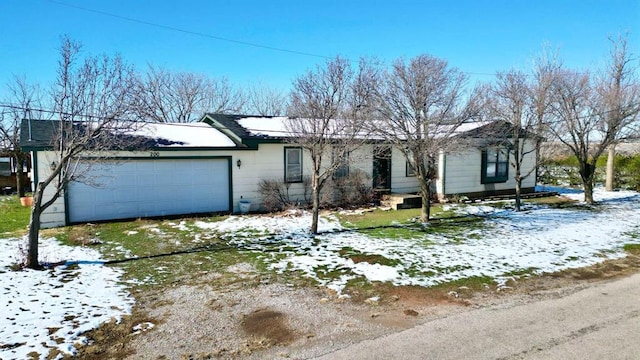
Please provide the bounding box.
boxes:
[406,159,416,177]
[284,147,302,183]
[333,148,349,179]
[482,148,509,183]
[0,158,11,176]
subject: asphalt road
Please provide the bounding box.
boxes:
[315,273,640,360]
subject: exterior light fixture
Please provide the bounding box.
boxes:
[50,161,57,171]
[236,159,242,168]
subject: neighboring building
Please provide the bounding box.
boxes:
[22,115,537,228]
[0,153,31,193]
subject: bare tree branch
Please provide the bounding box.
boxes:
[245,81,288,116]
[286,56,378,234]
[25,35,141,268]
[549,34,640,203]
[373,54,473,221]
[132,65,245,122]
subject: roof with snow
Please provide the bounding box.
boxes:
[201,113,529,146]
[20,119,238,150]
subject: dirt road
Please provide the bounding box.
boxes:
[315,273,640,360]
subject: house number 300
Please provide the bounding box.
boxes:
[150,152,160,158]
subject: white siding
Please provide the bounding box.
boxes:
[442,140,537,197]
[435,151,446,195]
[32,151,67,228]
[390,147,421,193]
[33,139,538,228]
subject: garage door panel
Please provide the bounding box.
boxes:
[68,159,230,223]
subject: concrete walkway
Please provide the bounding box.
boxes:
[315,273,640,360]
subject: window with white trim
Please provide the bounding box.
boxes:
[285,147,302,183]
[333,148,349,179]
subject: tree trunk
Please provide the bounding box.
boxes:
[580,163,596,204]
[420,179,431,222]
[605,145,615,191]
[15,154,25,197]
[310,177,320,235]
[513,138,522,212]
[583,178,594,204]
[26,186,43,269]
[514,178,522,212]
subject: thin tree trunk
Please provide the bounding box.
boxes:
[15,154,25,197]
[513,138,522,212]
[26,186,43,269]
[605,145,615,191]
[310,178,320,235]
[514,178,522,211]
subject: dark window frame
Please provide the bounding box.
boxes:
[481,148,509,184]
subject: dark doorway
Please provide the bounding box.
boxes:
[373,146,391,190]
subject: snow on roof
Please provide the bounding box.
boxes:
[236,116,290,137]
[132,122,236,147]
[236,116,490,140]
[451,121,489,134]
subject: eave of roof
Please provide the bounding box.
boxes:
[20,119,240,152]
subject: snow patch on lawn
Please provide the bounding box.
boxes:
[195,188,640,294]
[0,237,134,360]
[194,209,342,235]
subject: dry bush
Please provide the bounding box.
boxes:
[322,170,375,208]
[259,177,311,212]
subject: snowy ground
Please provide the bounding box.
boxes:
[0,238,134,360]
[1,187,639,359]
[195,187,640,294]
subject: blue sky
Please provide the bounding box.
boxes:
[0,0,638,98]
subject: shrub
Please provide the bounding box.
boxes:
[259,171,375,212]
[259,177,311,212]
[322,170,376,208]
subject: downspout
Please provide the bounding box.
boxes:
[442,153,447,198]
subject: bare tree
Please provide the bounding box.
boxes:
[373,54,476,222]
[489,61,556,211]
[549,35,639,203]
[26,36,139,268]
[287,57,378,234]
[132,65,245,122]
[598,35,640,191]
[0,76,47,196]
[202,76,246,115]
[246,81,288,116]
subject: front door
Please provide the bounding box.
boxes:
[372,146,391,190]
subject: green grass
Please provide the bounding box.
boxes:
[0,196,31,236]
[51,216,266,289]
[338,205,453,229]
[338,246,401,266]
[336,204,483,240]
[358,226,428,240]
[623,243,640,254]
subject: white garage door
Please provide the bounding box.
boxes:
[67,158,230,223]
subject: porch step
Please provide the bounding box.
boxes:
[380,193,423,210]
